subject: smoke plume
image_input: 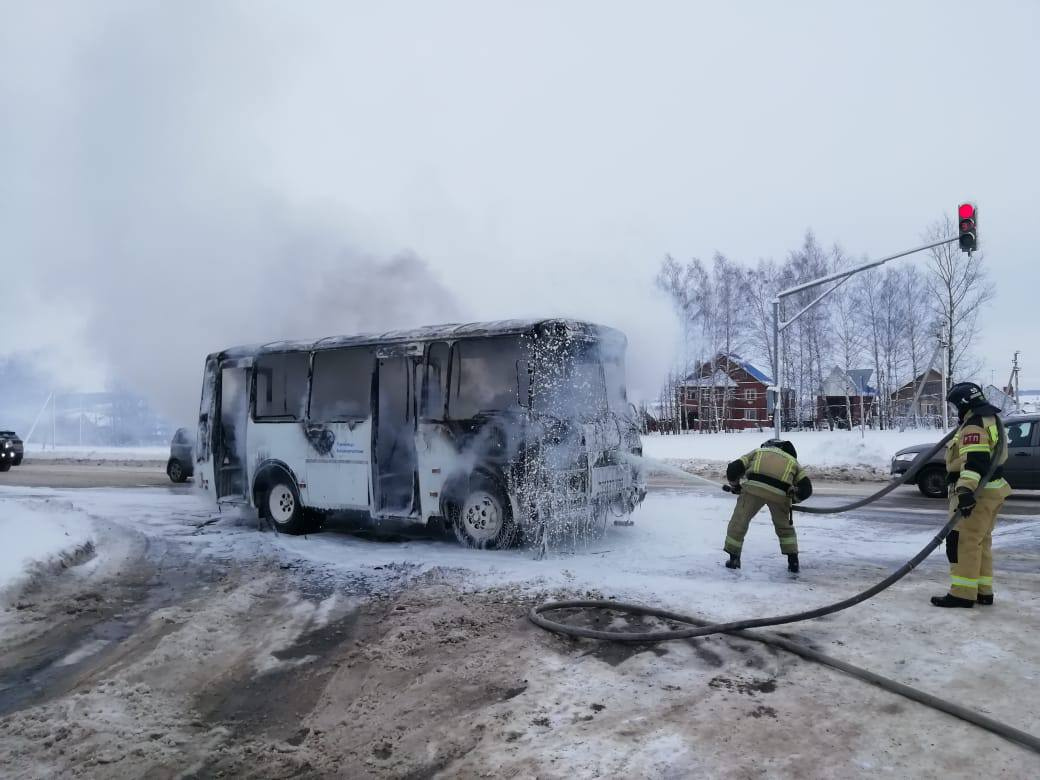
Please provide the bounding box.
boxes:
[0,6,462,426]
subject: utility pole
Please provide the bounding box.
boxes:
[1006,351,1021,412]
[938,326,950,430]
[772,233,961,439]
[24,392,53,448]
[910,341,943,427]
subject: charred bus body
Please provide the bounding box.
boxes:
[195,319,646,548]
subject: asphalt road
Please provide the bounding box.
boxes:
[4,461,1040,526]
[0,460,180,489]
[649,474,1040,524]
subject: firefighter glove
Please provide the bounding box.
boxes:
[956,490,976,517]
[728,481,742,495]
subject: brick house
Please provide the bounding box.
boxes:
[679,353,778,431]
[891,368,944,421]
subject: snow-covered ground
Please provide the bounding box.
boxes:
[1,484,1038,777]
[643,428,938,471]
[0,496,95,600]
[22,444,169,462]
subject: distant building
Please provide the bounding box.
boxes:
[817,366,877,428]
[891,369,944,421]
[679,353,785,431]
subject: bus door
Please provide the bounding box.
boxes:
[215,359,252,501]
[415,342,453,523]
[373,345,421,517]
[196,357,219,495]
[305,347,374,510]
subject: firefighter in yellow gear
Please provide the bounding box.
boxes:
[723,439,813,573]
[931,382,1011,608]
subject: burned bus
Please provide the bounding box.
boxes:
[195,319,646,548]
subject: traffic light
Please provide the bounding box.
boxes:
[958,202,977,253]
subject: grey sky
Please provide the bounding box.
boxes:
[2,1,1038,424]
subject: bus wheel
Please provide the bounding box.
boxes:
[263,480,311,534]
[452,476,517,550]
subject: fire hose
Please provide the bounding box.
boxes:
[529,421,1040,754]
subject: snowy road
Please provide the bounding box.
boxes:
[1,484,1039,777]
[0,460,174,489]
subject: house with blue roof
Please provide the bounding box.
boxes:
[818,366,878,428]
[680,353,779,431]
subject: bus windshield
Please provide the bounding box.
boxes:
[603,357,629,413]
[532,339,623,420]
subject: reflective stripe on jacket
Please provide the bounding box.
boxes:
[945,413,1008,492]
[738,447,808,500]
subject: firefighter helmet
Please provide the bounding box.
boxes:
[946,382,986,415]
[762,439,798,459]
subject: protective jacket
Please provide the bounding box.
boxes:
[727,446,813,503]
[945,406,1009,494]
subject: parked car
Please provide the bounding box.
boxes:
[891,414,1040,497]
[0,430,24,471]
[167,427,194,483]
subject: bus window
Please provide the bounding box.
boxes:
[448,337,522,419]
[254,352,309,420]
[310,348,373,421]
[423,342,449,419]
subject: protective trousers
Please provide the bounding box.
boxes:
[724,491,798,556]
[947,490,1007,599]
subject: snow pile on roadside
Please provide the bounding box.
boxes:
[0,497,95,600]
[24,444,169,464]
[643,429,938,471]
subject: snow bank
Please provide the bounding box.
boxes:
[24,444,169,462]
[0,497,95,600]
[642,429,938,470]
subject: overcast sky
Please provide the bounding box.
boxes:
[2,1,1038,423]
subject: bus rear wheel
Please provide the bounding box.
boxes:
[262,480,314,534]
[451,476,518,550]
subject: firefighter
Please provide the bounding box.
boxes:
[723,439,813,572]
[931,382,1011,608]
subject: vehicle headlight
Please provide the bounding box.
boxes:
[2,441,10,449]
[894,453,915,463]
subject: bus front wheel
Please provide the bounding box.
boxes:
[451,476,518,550]
[262,480,313,534]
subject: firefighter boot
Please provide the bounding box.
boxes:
[977,594,994,605]
[725,553,741,569]
[930,593,975,608]
[787,554,799,573]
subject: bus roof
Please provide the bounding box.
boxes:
[208,319,626,361]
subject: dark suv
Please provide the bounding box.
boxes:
[0,430,24,471]
[891,414,1040,497]
[167,428,194,483]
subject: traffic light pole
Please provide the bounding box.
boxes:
[772,235,959,440]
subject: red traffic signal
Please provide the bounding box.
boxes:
[958,202,977,253]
